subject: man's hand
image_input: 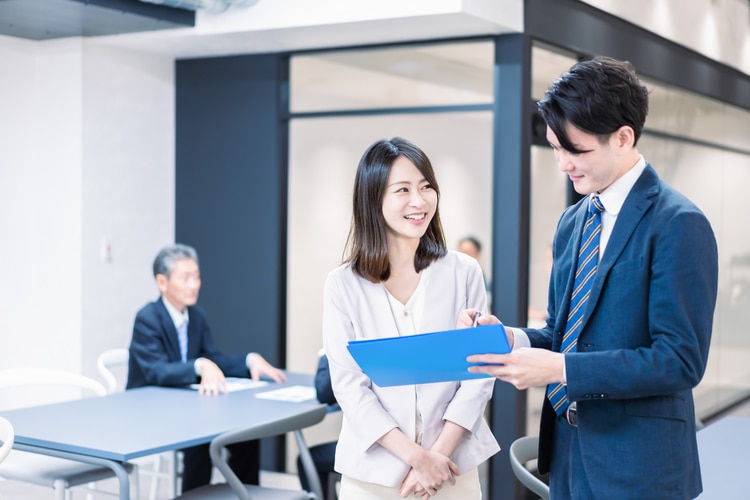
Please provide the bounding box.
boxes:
[467,348,564,389]
[195,358,227,395]
[457,309,514,349]
[248,353,287,383]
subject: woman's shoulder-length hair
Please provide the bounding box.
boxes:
[344,136,447,283]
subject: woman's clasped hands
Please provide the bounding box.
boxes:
[399,449,459,498]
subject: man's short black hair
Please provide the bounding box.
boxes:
[537,56,649,154]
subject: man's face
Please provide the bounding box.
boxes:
[457,240,480,260]
[157,258,201,312]
[546,123,632,195]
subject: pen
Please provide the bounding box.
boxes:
[472,311,481,328]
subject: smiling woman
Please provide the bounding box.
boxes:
[321,136,499,500]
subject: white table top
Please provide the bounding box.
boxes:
[696,416,750,499]
[2,372,322,462]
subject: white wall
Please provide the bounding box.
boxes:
[0,36,84,373]
[0,36,174,381]
[80,43,175,378]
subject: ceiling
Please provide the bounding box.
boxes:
[0,0,193,40]
[0,0,522,61]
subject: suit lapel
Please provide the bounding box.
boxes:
[155,299,182,361]
[586,165,659,316]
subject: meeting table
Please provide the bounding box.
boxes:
[1,372,324,499]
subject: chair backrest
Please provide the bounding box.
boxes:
[0,416,14,465]
[96,348,130,394]
[0,368,107,411]
[209,404,328,500]
[509,435,550,500]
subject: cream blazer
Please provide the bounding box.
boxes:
[323,251,500,487]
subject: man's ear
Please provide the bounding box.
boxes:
[155,274,168,294]
[614,125,636,149]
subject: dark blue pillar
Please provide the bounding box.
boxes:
[176,53,289,470]
[490,33,532,500]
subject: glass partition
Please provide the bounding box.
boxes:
[290,42,494,112]
[287,43,495,465]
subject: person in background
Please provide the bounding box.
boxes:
[324,137,499,499]
[457,236,491,308]
[297,352,338,499]
[456,236,482,262]
[127,243,287,492]
[463,56,718,499]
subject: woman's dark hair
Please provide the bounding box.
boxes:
[345,137,447,282]
[537,56,649,154]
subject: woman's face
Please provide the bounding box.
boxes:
[381,156,437,243]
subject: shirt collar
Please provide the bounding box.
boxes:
[594,154,646,215]
[161,296,189,330]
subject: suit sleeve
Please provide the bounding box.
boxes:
[315,354,337,405]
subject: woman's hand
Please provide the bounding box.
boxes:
[399,469,430,498]
[457,309,514,348]
[456,309,499,328]
[399,449,458,497]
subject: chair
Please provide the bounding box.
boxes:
[96,347,130,394]
[0,416,14,465]
[176,404,328,500]
[0,367,137,500]
[97,348,180,499]
[509,435,550,500]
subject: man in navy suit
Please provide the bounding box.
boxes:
[465,57,718,499]
[127,243,286,492]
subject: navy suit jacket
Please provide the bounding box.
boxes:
[127,298,249,389]
[524,165,718,499]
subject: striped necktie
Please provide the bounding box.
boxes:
[547,195,604,416]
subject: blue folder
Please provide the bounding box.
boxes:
[346,323,510,387]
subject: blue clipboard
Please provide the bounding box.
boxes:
[346,323,509,387]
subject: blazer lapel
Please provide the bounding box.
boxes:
[155,299,183,362]
[587,164,659,312]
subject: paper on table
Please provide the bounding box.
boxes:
[188,377,269,392]
[346,323,509,387]
[255,385,317,403]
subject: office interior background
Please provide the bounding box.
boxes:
[1,0,750,498]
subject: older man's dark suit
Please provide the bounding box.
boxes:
[127,298,259,491]
[524,165,718,499]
